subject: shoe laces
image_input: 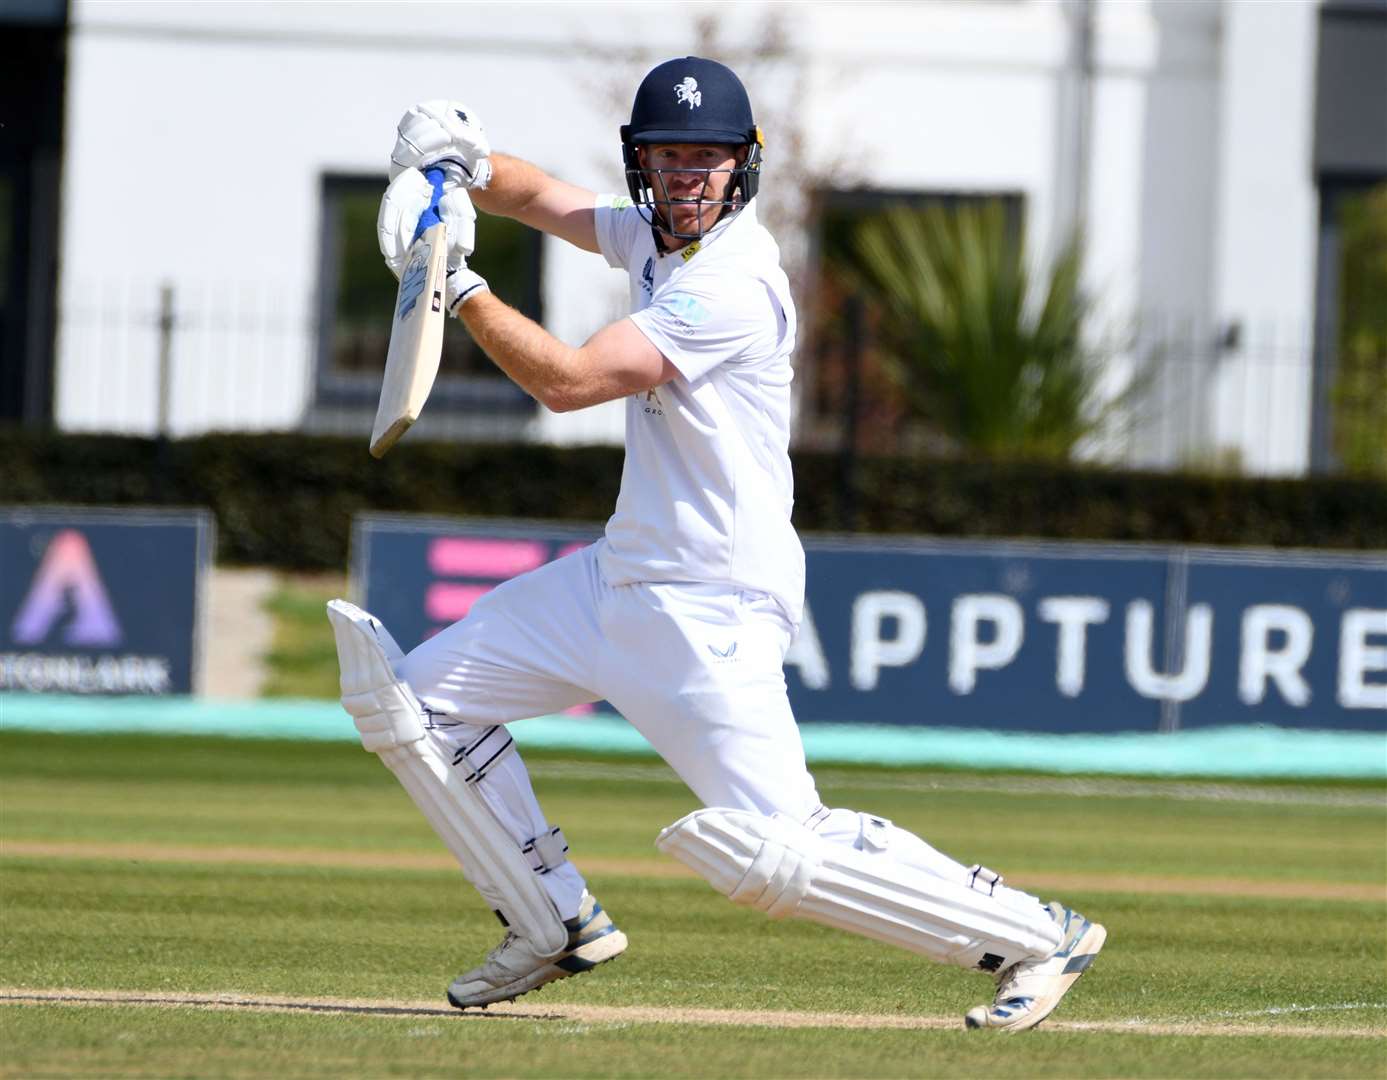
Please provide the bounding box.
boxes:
[994,962,1022,994]
[486,931,519,964]
[993,905,1070,993]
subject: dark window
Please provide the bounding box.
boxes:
[1312,180,1387,476]
[1309,1,1387,474]
[0,14,65,427]
[1314,0,1387,179]
[313,173,539,415]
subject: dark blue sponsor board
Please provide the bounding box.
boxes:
[1176,552,1386,729]
[352,514,1387,733]
[786,540,1174,733]
[1,507,213,695]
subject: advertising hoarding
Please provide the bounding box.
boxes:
[352,514,1386,733]
[1,506,213,695]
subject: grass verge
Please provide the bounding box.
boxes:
[260,573,346,699]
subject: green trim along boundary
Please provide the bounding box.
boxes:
[1,694,1383,780]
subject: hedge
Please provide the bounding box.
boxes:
[2,431,1383,569]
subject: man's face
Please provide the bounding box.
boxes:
[638,143,744,238]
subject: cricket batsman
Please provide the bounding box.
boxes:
[328,56,1105,1031]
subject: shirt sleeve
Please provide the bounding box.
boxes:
[629,272,781,383]
[593,194,643,271]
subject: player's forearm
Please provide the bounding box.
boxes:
[455,291,586,412]
[469,153,551,220]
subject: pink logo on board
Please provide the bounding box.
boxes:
[11,529,122,646]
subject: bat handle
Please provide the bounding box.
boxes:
[412,166,447,242]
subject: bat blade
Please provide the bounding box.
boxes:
[370,220,448,458]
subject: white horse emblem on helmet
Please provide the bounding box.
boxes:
[674,77,702,109]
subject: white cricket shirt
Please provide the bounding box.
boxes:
[592,196,805,627]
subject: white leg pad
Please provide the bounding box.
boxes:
[657,808,1061,971]
[327,599,566,957]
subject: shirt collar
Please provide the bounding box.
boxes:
[655,200,757,261]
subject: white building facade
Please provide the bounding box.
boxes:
[53,0,1342,474]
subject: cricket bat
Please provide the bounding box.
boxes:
[370,166,449,458]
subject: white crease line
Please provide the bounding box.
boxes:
[1207,1002,1387,1018]
[2,989,1383,1039]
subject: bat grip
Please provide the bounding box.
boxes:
[412,166,447,242]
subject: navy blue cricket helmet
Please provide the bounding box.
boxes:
[620,56,764,236]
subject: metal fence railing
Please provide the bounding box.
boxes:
[50,280,1363,478]
[56,278,316,438]
[1120,315,1319,477]
[795,311,1334,478]
[53,279,626,448]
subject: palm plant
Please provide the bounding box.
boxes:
[1332,183,1387,478]
[853,202,1120,460]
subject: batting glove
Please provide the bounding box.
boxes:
[377,168,476,279]
[390,100,493,191]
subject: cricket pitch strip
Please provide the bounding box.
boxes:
[2,988,1383,1040]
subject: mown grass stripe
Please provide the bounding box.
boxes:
[3,840,1380,901]
[524,760,1387,809]
[2,989,1382,1039]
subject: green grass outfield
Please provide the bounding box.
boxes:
[2,731,1384,1078]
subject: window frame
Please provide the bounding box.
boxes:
[312,172,540,413]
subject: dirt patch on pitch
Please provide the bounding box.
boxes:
[5,839,1382,902]
[2,989,1382,1040]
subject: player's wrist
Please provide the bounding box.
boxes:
[469,157,493,191]
[446,267,490,316]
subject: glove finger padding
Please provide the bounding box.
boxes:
[390,100,493,189]
[378,170,477,279]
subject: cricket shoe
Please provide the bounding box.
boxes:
[446,891,627,1009]
[964,902,1106,1032]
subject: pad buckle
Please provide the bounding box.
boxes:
[966,864,1004,895]
[523,826,569,874]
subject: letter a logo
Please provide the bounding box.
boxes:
[11,529,122,646]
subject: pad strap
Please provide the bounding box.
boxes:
[966,864,1004,895]
[448,724,516,782]
[523,826,570,874]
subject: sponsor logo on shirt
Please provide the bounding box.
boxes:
[665,294,709,334]
[640,257,654,297]
[640,387,665,417]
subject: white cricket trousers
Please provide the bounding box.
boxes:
[399,541,820,918]
[399,541,1019,929]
